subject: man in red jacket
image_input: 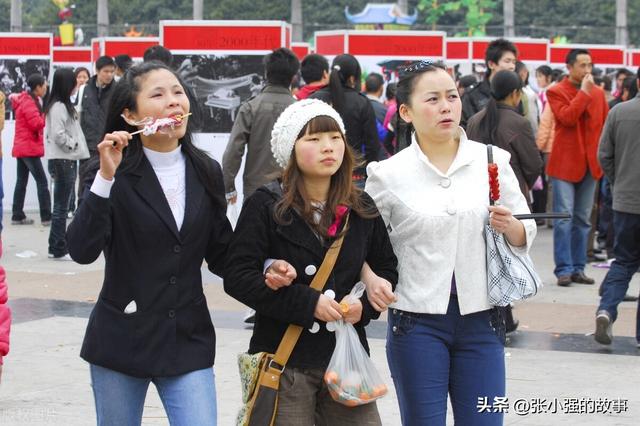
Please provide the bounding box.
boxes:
[546,49,608,287]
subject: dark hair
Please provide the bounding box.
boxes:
[364,72,384,94]
[475,70,523,146]
[328,54,362,116]
[485,38,517,78]
[600,75,612,91]
[264,48,300,88]
[515,61,529,85]
[114,54,133,72]
[274,115,376,239]
[616,68,632,79]
[536,65,552,78]
[458,74,477,89]
[300,53,329,84]
[74,67,90,80]
[623,76,638,100]
[103,61,225,209]
[96,56,115,71]
[143,46,173,67]
[566,49,590,65]
[395,60,448,150]
[44,68,76,117]
[551,68,565,82]
[385,82,397,101]
[26,73,46,112]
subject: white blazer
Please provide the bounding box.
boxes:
[366,129,536,315]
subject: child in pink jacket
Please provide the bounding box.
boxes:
[0,237,10,381]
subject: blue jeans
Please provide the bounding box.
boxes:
[90,364,217,426]
[12,156,51,222]
[597,210,640,342]
[386,297,505,426]
[551,174,597,277]
[48,160,77,257]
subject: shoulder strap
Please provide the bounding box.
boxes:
[269,216,349,371]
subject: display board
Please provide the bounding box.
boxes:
[90,37,159,62]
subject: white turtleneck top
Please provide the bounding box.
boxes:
[90,145,186,229]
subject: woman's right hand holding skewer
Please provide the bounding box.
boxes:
[97,131,131,180]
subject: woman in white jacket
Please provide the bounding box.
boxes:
[44,68,90,259]
[365,61,536,426]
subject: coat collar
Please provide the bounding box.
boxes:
[410,127,475,178]
[129,151,204,242]
[275,210,326,260]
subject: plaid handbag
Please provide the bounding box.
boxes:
[485,145,543,307]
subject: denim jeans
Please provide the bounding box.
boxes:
[597,177,613,251]
[551,173,597,277]
[12,156,51,222]
[386,297,505,426]
[90,364,217,426]
[597,210,640,342]
[48,160,77,257]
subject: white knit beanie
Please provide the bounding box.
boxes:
[270,99,346,168]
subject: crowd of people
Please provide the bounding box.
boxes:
[0,38,637,425]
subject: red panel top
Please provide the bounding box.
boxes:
[348,34,444,57]
[163,25,283,51]
[53,48,92,63]
[473,40,548,62]
[550,46,625,65]
[316,34,345,55]
[446,40,469,60]
[285,27,291,49]
[0,36,50,56]
[104,40,158,59]
[630,52,640,67]
[92,41,101,62]
[291,45,310,60]
[514,42,547,61]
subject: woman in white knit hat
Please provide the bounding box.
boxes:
[225,99,398,425]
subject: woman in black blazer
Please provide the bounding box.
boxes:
[67,62,292,425]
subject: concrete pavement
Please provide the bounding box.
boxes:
[0,216,638,425]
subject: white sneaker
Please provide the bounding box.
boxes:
[48,253,73,261]
[594,311,613,345]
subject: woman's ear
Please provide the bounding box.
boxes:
[122,108,138,123]
[398,103,412,124]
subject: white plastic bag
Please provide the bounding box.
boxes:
[324,282,388,406]
[227,201,240,230]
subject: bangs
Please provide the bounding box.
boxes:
[297,115,343,139]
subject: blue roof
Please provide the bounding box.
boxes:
[345,3,418,25]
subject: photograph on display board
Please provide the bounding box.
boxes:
[1,59,51,120]
[173,54,265,133]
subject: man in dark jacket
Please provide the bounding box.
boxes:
[296,53,329,100]
[461,39,517,127]
[594,75,640,347]
[80,56,115,157]
[222,48,299,205]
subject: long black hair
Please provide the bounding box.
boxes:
[44,68,76,117]
[102,61,225,209]
[476,70,523,146]
[328,54,361,116]
[394,60,447,151]
[26,73,46,113]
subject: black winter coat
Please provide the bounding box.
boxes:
[67,154,232,378]
[80,75,114,154]
[224,184,398,369]
[310,87,381,170]
[461,79,491,128]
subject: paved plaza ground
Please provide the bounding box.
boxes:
[0,215,638,425]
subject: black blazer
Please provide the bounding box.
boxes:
[67,153,232,378]
[224,184,398,370]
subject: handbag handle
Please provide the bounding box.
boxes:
[269,216,350,372]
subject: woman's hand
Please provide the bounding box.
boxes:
[314,294,343,323]
[339,297,363,324]
[488,205,526,247]
[97,131,131,180]
[361,263,396,312]
[264,260,297,291]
